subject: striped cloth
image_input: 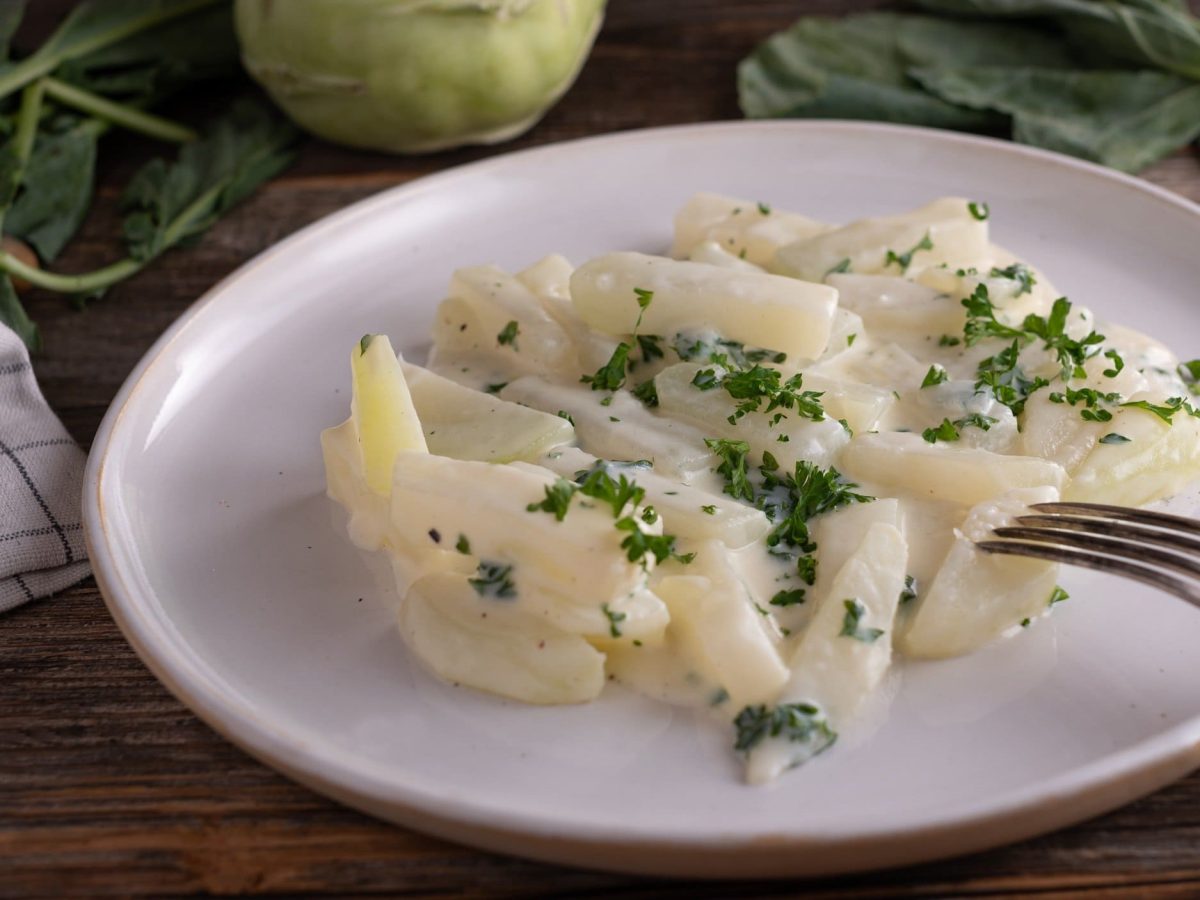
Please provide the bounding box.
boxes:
[0,324,89,612]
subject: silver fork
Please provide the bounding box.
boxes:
[976,501,1200,607]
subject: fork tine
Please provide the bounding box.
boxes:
[1015,514,1200,556]
[1030,501,1200,538]
[993,526,1200,579]
[976,540,1200,607]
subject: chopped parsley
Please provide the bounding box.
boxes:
[484,382,508,394]
[1022,297,1104,379]
[497,320,519,348]
[636,333,664,362]
[1048,585,1069,607]
[757,201,772,215]
[967,200,989,221]
[1102,349,1125,378]
[884,232,933,273]
[1099,432,1131,444]
[839,599,884,643]
[920,364,949,388]
[733,702,836,755]
[581,342,632,391]
[962,285,1024,345]
[556,409,575,425]
[672,333,786,367]
[938,334,961,347]
[705,438,755,503]
[847,333,857,347]
[1048,386,1120,422]
[1179,359,1200,391]
[989,263,1036,296]
[716,365,825,426]
[601,602,627,638]
[633,287,654,331]
[957,412,998,431]
[615,517,689,567]
[455,534,471,554]
[691,368,721,390]
[525,478,578,521]
[769,588,807,607]
[761,461,873,585]
[899,575,918,605]
[359,334,375,354]
[701,504,717,515]
[631,378,659,407]
[975,339,1049,417]
[922,418,960,443]
[825,257,851,277]
[1121,397,1200,423]
[469,561,517,599]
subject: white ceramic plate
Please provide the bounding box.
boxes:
[85,121,1200,879]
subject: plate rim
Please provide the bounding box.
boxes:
[83,119,1200,878]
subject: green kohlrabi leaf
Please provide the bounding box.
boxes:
[120,98,298,264]
[0,273,38,350]
[912,66,1200,171]
[914,0,1200,80]
[5,122,100,260]
[0,0,26,61]
[54,3,239,102]
[0,0,225,100]
[738,14,1008,129]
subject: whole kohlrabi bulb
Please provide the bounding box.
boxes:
[234,0,606,154]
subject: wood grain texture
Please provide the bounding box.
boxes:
[3,1,1199,896]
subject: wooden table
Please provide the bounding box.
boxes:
[4,2,1199,896]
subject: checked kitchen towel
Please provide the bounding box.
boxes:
[0,324,89,612]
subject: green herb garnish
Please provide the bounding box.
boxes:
[769,588,807,607]
[884,231,933,273]
[967,200,989,220]
[601,602,627,638]
[581,342,631,391]
[920,364,949,388]
[469,560,517,599]
[497,320,519,348]
[733,702,836,755]
[839,598,884,643]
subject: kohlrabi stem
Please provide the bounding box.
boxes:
[0,79,47,236]
[0,251,141,294]
[42,77,197,143]
[0,181,226,295]
[0,0,226,101]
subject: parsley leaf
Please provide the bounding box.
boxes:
[967,200,989,221]
[989,263,1036,296]
[825,257,851,277]
[975,338,1049,417]
[601,602,627,638]
[525,478,578,521]
[921,364,949,388]
[839,598,884,642]
[581,342,632,391]
[455,534,471,554]
[1048,585,1069,606]
[962,284,1025,345]
[1179,359,1200,392]
[1099,432,1130,444]
[769,588,807,607]
[733,702,836,755]
[469,561,517,599]
[922,418,960,443]
[1121,397,1200,423]
[884,231,933,273]
[705,438,755,503]
[631,378,659,407]
[496,320,519,348]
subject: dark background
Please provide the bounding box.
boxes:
[3,1,1199,896]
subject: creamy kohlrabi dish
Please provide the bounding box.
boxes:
[322,195,1200,784]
